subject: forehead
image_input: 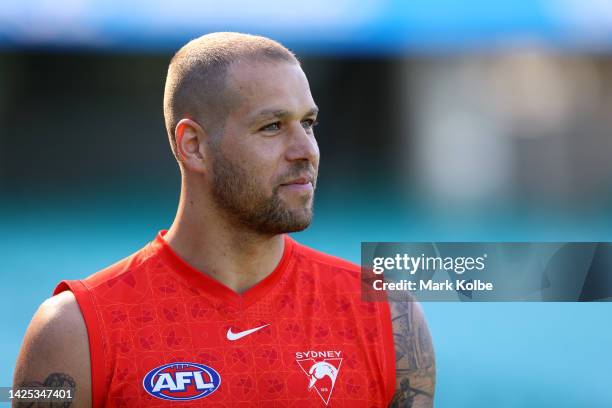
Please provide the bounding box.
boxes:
[226,60,316,119]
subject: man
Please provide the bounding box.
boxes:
[13,32,435,407]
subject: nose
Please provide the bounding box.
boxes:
[284,122,319,165]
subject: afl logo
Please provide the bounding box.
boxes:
[143,362,221,401]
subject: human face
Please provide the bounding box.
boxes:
[208,60,320,235]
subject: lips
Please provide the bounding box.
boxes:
[278,175,315,193]
[281,177,312,186]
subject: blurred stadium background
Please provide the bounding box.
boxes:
[2,0,612,406]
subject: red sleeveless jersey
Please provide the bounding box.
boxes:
[53,231,395,407]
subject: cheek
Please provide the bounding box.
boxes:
[223,136,292,190]
[240,152,281,193]
[250,144,286,179]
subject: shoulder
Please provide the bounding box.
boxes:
[16,290,89,361]
[14,291,91,406]
[38,290,82,327]
[22,291,87,351]
[291,237,360,274]
[79,244,151,289]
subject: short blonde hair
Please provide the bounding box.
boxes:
[163,32,298,159]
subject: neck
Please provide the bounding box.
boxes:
[164,181,285,294]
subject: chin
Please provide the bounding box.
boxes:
[285,220,311,233]
[274,208,313,234]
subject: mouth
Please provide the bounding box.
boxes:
[279,176,314,192]
[280,177,312,186]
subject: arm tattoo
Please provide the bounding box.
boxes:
[16,372,75,408]
[389,298,436,408]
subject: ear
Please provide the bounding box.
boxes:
[174,118,209,173]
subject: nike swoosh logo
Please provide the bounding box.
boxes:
[227,324,270,341]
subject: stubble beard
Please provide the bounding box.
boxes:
[210,146,315,235]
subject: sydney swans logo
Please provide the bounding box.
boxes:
[296,350,342,405]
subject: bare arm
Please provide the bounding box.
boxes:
[13,291,92,408]
[388,295,436,408]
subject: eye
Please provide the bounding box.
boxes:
[301,119,319,131]
[260,122,281,132]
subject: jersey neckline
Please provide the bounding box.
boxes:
[151,230,295,307]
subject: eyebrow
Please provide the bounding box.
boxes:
[250,107,319,123]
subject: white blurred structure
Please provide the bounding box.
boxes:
[403,48,612,211]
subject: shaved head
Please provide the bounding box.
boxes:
[163,32,299,159]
